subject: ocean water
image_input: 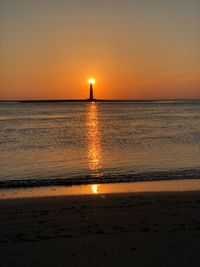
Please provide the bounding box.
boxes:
[0,100,199,188]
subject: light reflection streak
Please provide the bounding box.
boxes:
[86,103,102,176]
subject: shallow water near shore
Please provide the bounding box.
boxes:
[0,100,199,188]
[1,179,200,199]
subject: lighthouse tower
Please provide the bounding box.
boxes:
[89,83,94,101]
[88,78,95,101]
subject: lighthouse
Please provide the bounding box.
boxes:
[89,83,94,101]
[88,78,95,101]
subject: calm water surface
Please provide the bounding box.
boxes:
[0,100,199,188]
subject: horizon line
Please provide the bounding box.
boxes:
[0,98,199,103]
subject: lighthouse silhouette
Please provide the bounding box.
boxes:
[88,79,95,101]
[89,82,94,101]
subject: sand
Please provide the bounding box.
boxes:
[1,191,200,266]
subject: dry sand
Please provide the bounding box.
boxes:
[1,191,200,267]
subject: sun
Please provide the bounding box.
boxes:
[88,78,96,85]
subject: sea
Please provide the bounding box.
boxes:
[0,100,199,188]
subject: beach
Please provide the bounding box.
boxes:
[1,190,200,266]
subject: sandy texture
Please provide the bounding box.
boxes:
[1,191,200,266]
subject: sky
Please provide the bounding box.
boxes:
[0,0,199,100]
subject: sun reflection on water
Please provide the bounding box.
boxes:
[87,103,102,175]
[91,184,99,194]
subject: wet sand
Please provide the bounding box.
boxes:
[1,191,200,266]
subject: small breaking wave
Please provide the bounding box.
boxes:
[0,168,199,189]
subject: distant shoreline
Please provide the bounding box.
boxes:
[0,99,199,103]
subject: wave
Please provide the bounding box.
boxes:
[0,168,199,189]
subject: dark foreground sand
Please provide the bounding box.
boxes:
[1,191,200,267]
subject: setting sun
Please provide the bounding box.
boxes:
[88,78,96,85]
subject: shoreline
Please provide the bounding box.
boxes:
[0,168,200,190]
[1,190,200,266]
[1,178,200,200]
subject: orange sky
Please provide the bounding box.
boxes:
[0,0,199,100]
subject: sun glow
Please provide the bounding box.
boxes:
[88,78,96,85]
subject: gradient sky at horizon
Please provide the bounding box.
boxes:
[0,0,200,100]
